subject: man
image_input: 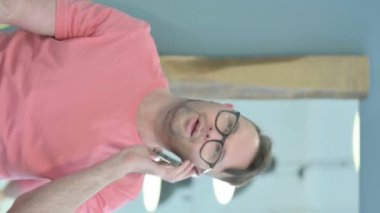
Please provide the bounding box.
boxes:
[0,0,272,212]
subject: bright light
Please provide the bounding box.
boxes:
[0,24,9,30]
[352,111,360,173]
[0,180,15,212]
[142,175,161,212]
[212,178,235,205]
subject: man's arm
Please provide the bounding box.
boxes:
[0,0,56,36]
[8,150,127,213]
[8,146,195,213]
[0,0,11,22]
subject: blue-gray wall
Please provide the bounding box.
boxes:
[96,0,378,212]
[103,0,367,57]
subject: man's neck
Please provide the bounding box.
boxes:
[136,88,180,149]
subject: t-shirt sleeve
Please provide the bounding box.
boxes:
[75,174,144,213]
[55,0,147,40]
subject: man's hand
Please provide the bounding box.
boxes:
[8,145,194,213]
[0,0,56,36]
[113,145,196,183]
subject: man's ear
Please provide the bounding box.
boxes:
[223,103,234,109]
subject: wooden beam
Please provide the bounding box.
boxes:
[160,56,369,99]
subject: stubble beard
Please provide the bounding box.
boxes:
[161,99,197,158]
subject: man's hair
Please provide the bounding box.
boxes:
[221,119,273,187]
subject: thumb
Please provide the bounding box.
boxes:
[146,157,173,177]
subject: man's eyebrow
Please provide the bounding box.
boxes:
[231,120,240,134]
[218,120,239,165]
[219,149,226,163]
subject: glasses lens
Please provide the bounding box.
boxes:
[216,111,238,135]
[200,141,223,164]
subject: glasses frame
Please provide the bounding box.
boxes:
[199,110,241,171]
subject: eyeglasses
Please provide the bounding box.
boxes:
[199,110,240,173]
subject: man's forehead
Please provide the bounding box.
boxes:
[215,116,260,172]
[236,116,260,161]
[237,115,260,141]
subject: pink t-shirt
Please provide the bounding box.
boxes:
[0,0,168,211]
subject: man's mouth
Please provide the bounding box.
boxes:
[186,116,200,138]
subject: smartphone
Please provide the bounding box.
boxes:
[153,148,182,167]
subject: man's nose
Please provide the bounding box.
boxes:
[205,127,219,140]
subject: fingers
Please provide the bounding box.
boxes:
[136,146,196,183]
[157,160,196,183]
[171,160,194,180]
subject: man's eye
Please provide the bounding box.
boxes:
[213,146,222,159]
[224,123,234,133]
